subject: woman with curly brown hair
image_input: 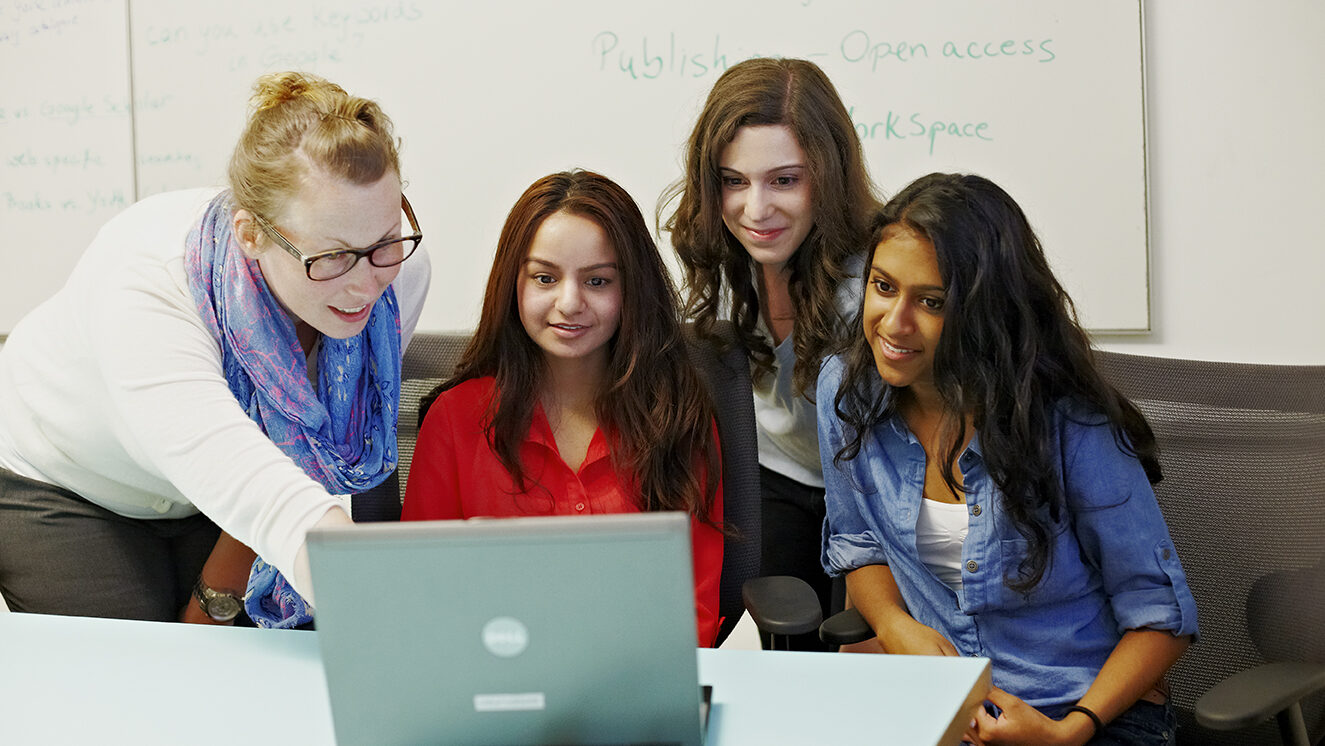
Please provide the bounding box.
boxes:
[661,57,880,648]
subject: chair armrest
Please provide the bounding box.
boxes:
[1195,661,1325,731]
[819,607,874,646]
[742,576,823,637]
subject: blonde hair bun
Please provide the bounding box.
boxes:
[229,71,401,222]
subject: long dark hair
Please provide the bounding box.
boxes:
[438,170,721,523]
[833,173,1161,592]
[661,57,880,394]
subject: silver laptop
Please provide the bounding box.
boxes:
[307,512,706,746]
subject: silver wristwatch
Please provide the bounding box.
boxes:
[193,577,242,623]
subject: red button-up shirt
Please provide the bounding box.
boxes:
[402,377,724,646]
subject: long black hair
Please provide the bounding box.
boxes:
[833,173,1161,592]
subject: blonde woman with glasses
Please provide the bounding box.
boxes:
[0,72,430,626]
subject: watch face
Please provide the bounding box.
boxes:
[206,594,242,622]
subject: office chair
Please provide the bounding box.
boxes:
[350,323,766,648]
[814,351,1325,744]
[350,331,469,524]
[1095,351,1325,745]
[679,322,765,647]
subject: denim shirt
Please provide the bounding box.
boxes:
[817,355,1199,713]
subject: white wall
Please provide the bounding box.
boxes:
[1094,1,1325,364]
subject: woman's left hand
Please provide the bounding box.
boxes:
[967,688,1094,746]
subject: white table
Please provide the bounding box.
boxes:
[0,613,991,745]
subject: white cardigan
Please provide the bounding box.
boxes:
[0,188,431,594]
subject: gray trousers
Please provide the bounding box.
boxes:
[0,467,219,620]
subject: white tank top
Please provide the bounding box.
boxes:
[916,499,969,592]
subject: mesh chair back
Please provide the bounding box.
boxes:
[350,325,761,647]
[1095,351,1325,745]
[351,332,471,523]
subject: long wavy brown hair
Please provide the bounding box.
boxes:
[439,170,721,523]
[661,57,880,394]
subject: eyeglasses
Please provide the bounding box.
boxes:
[253,194,423,281]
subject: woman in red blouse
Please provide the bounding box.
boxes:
[402,170,725,646]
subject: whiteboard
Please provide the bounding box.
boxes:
[0,0,134,330]
[2,0,1149,333]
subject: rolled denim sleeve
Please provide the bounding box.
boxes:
[1064,415,1199,639]
[817,356,889,577]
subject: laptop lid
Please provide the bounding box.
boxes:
[307,512,704,746]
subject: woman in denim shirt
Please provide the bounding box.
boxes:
[819,173,1198,745]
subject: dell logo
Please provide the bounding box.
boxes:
[482,617,530,658]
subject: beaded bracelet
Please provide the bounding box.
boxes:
[1067,704,1104,737]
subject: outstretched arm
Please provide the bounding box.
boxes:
[179,531,256,625]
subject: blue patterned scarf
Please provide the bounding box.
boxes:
[185,192,401,628]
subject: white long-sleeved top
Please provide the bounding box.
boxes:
[0,188,431,594]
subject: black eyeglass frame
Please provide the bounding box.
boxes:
[252,194,423,281]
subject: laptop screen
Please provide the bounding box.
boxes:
[307,512,705,746]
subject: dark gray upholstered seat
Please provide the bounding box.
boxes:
[1094,351,1325,745]
[352,323,761,647]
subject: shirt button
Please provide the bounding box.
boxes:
[970,504,982,517]
[575,502,586,512]
[965,560,979,573]
[1162,547,1172,560]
